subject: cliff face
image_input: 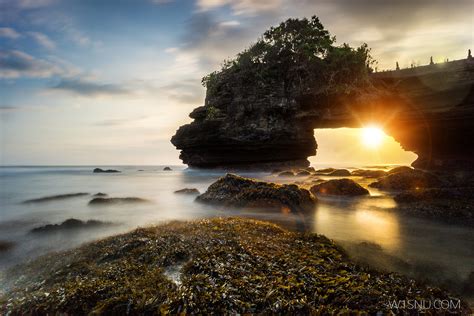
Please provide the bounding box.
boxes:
[171,58,474,170]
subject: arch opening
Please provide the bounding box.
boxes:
[309,127,418,167]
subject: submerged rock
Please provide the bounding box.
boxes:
[88,197,149,205]
[93,168,120,173]
[296,170,311,176]
[163,167,172,171]
[197,174,315,213]
[174,188,200,195]
[22,193,89,204]
[314,168,336,174]
[351,169,387,178]
[310,178,369,196]
[1,218,468,314]
[369,169,442,190]
[277,170,295,177]
[0,240,15,252]
[30,218,112,233]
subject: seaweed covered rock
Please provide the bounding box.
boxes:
[197,174,315,213]
[1,218,468,315]
[369,169,442,190]
[310,178,369,196]
[30,219,112,233]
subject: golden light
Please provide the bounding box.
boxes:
[361,126,384,148]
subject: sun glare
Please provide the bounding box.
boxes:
[361,126,384,148]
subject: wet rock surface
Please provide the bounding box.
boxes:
[197,174,315,213]
[30,219,113,234]
[310,178,370,196]
[22,193,89,204]
[369,169,442,190]
[351,169,387,178]
[1,218,468,315]
[88,197,149,205]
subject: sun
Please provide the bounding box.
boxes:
[361,126,384,148]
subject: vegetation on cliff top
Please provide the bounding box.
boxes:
[201,16,374,110]
[1,218,467,314]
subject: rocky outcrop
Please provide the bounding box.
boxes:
[172,58,474,170]
[23,193,89,204]
[88,197,149,205]
[174,188,200,195]
[196,174,315,213]
[93,168,120,173]
[30,219,112,233]
[310,179,369,196]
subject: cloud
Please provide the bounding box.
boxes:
[93,116,149,127]
[50,77,131,97]
[0,50,68,78]
[197,0,281,15]
[160,78,205,105]
[0,27,20,39]
[27,31,56,50]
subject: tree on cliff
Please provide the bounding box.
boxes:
[202,16,374,104]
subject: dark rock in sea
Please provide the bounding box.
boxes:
[22,193,89,204]
[369,169,442,190]
[30,218,112,233]
[314,168,336,174]
[88,197,149,206]
[93,192,107,197]
[174,188,200,195]
[2,218,468,315]
[296,170,311,176]
[0,240,15,252]
[305,167,316,173]
[310,179,369,196]
[93,168,120,173]
[387,166,413,175]
[197,174,315,213]
[351,169,387,178]
[163,167,172,171]
[277,171,295,177]
[394,187,474,203]
[138,169,145,172]
[326,169,351,177]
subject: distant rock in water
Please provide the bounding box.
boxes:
[296,170,311,176]
[93,192,107,197]
[197,174,315,213]
[93,168,121,173]
[163,167,172,171]
[174,188,200,195]
[278,171,295,177]
[30,219,112,234]
[23,193,89,204]
[351,169,387,178]
[326,169,351,177]
[310,179,369,196]
[88,197,149,206]
[369,169,442,190]
[0,240,15,252]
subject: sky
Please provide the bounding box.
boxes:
[0,0,472,165]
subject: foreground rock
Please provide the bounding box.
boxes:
[174,188,200,195]
[197,174,315,213]
[30,219,112,233]
[1,218,467,314]
[369,169,442,190]
[22,193,89,204]
[93,168,120,173]
[311,179,369,196]
[88,197,149,205]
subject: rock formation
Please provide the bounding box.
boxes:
[171,16,473,170]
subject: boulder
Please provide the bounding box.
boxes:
[174,188,200,195]
[93,168,120,173]
[387,166,413,175]
[326,169,351,177]
[88,197,149,205]
[296,170,311,176]
[310,179,369,196]
[196,174,316,213]
[351,169,387,178]
[369,169,442,190]
[163,167,172,171]
[314,168,336,174]
[30,219,112,233]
